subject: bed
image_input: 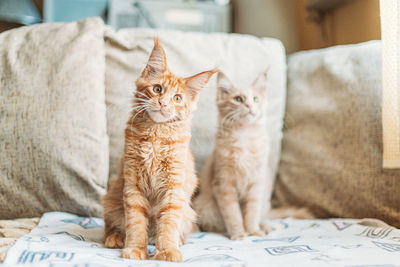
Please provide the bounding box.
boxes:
[1,212,399,266]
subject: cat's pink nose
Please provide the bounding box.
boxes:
[159,100,167,108]
[246,104,252,109]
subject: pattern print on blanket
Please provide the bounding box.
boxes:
[18,250,75,264]
[61,217,100,229]
[358,227,393,239]
[3,212,400,266]
[252,236,300,243]
[264,245,317,256]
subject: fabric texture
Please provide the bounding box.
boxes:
[4,212,400,266]
[0,18,108,219]
[274,41,400,228]
[104,29,286,215]
[0,218,39,261]
[380,0,400,168]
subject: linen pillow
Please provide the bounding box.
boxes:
[104,28,287,217]
[0,18,108,218]
[273,41,400,227]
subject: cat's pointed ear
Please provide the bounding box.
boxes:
[141,37,167,79]
[217,71,234,99]
[252,70,268,95]
[185,68,218,102]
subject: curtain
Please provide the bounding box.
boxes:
[381,0,400,168]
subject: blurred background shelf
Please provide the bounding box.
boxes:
[43,0,108,22]
[0,0,381,53]
[108,0,230,32]
[43,0,230,32]
[0,0,41,25]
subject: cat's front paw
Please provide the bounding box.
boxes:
[248,229,266,237]
[230,232,248,240]
[154,248,182,262]
[121,247,148,260]
[260,222,273,234]
[104,232,124,249]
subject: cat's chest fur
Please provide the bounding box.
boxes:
[216,128,269,192]
[128,129,190,201]
[233,135,267,173]
[139,140,169,172]
[135,139,178,192]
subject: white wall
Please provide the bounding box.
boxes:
[232,0,299,53]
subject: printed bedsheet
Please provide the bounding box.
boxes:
[2,212,400,266]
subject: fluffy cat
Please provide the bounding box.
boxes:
[194,70,272,239]
[103,38,216,262]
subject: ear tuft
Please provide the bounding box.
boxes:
[252,69,268,93]
[217,71,234,99]
[141,37,168,79]
[185,68,218,102]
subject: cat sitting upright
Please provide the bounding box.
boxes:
[103,38,216,262]
[194,70,272,240]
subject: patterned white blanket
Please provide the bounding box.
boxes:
[2,212,400,266]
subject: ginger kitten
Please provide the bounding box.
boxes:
[103,38,216,262]
[194,71,272,239]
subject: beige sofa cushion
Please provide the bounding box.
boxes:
[104,29,287,216]
[0,18,108,218]
[274,41,400,227]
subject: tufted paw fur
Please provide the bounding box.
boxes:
[154,248,183,262]
[260,222,273,234]
[121,247,148,260]
[230,232,248,240]
[104,232,125,249]
[248,229,266,237]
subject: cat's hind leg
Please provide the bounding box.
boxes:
[105,230,125,249]
[179,205,197,246]
[193,191,226,233]
[103,174,126,249]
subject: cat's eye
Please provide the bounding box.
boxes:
[153,84,162,94]
[253,96,259,103]
[234,96,243,102]
[173,94,182,103]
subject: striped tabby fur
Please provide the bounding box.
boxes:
[103,38,216,262]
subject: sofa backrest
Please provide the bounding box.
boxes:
[274,40,400,227]
[104,28,287,216]
[0,18,108,219]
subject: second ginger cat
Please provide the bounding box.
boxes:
[194,70,272,239]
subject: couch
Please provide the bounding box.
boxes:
[0,18,399,266]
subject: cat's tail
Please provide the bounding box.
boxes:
[267,207,315,219]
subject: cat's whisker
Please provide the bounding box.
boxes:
[220,110,235,126]
[134,91,151,100]
[132,107,148,120]
[132,99,150,107]
[229,112,240,123]
[135,90,149,97]
[133,95,150,101]
[132,100,149,105]
[221,110,241,131]
[130,106,148,115]
[129,106,149,130]
[221,110,237,128]
[132,103,148,111]
[131,100,149,106]
[132,101,148,106]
